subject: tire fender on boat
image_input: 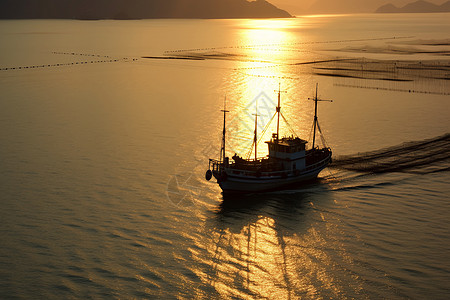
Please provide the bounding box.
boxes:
[205,169,212,181]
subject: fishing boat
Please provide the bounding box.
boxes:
[205,84,332,194]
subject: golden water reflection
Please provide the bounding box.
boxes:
[225,19,314,159]
[189,196,357,299]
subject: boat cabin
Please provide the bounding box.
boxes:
[266,134,308,171]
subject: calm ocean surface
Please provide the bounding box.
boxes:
[1,14,449,299]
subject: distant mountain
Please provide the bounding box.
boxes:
[307,0,371,14]
[376,3,400,13]
[376,0,450,13]
[304,0,446,15]
[0,0,292,19]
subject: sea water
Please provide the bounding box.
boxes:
[0,14,449,299]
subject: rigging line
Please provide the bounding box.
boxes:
[280,112,298,137]
[257,112,277,146]
[316,120,325,147]
[246,116,272,160]
[316,120,328,148]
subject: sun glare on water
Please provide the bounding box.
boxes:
[225,19,312,159]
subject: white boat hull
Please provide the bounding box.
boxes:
[217,161,329,193]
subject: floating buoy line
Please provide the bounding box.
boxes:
[240,73,299,80]
[163,36,414,55]
[334,83,450,96]
[53,51,112,58]
[0,51,138,71]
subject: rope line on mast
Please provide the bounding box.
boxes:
[257,112,277,145]
[246,141,255,160]
[245,111,277,160]
[280,112,298,137]
[316,120,328,148]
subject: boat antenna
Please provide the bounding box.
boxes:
[308,83,332,149]
[220,96,229,164]
[275,83,286,142]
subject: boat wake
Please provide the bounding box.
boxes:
[330,133,450,174]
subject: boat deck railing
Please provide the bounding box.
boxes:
[210,152,331,178]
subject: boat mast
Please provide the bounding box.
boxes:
[220,97,229,164]
[312,84,318,149]
[275,83,286,142]
[276,83,281,142]
[253,111,259,161]
[310,83,332,149]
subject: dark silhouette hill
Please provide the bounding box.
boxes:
[376,0,450,13]
[0,0,292,19]
[304,0,448,14]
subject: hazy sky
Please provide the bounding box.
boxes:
[269,0,448,15]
